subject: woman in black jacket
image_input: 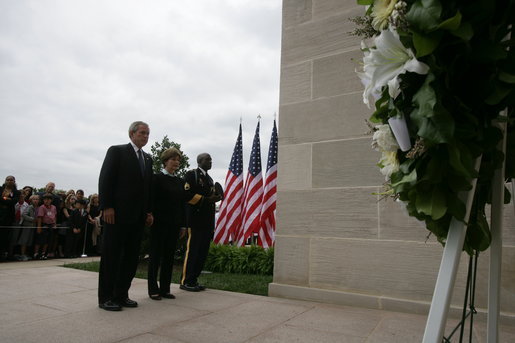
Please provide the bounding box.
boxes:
[0,176,20,260]
[147,148,187,300]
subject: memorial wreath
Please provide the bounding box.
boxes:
[352,0,515,254]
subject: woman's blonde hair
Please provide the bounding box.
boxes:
[65,194,77,208]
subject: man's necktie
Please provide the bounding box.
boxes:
[137,149,145,175]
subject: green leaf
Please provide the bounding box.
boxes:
[411,73,436,118]
[357,0,373,5]
[426,217,450,241]
[485,85,511,105]
[473,41,508,62]
[420,156,444,183]
[391,168,418,190]
[446,194,466,221]
[446,173,474,193]
[466,214,491,251]
[405,0,443,32]
[447,144,476,179]
[450,22,473,41]
[499,72,515,84]
[412,30,442,57]
[416,186,447,220]
[437,11,461,31]
[411,74,455,144]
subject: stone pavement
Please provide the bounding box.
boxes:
[1,258,514,343]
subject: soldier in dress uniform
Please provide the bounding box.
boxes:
[180,153,222,291]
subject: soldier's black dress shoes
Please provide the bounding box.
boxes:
[99,300,122,311]
[119,298,138,307]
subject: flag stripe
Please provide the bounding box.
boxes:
[237,121,264,246]
[258,119,278,248]
[214,124,244,245]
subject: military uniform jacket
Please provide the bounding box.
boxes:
[183,168,216,231]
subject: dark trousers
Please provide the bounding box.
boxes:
[147,224,180,295]
[181,228,212,286]
[98,219,144,304]
[65,230,81,257]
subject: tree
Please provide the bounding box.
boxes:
[149,135,190,178]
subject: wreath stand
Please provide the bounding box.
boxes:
[422,118,507,343]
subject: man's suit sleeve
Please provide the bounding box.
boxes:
[145,152,153,214]
[98,146,119,210]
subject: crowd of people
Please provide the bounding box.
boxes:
[0,180,103,261]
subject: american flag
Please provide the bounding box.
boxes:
[236,121,263,247]
[214,124,244,244]
[259,120,278,248]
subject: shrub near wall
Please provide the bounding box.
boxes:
[204,243,274,275]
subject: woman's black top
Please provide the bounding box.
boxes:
[152,172,187,229]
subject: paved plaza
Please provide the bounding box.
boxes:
[1,258,514,343]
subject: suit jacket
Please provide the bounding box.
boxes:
[70,208,88,231]
[98,143,153,224]
[183,168,216,231]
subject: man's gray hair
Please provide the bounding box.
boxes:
[128,121,149,137]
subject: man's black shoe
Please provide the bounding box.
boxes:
[119,298,138,307]
[99,300,122,311]
[180,284,200,292]
[196,284,206,291]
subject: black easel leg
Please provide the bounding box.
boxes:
[458,254,473,342]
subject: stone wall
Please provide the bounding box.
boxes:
[269,0,515,323]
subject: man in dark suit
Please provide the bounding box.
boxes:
[180,153,221,291]
[98,121,154,311]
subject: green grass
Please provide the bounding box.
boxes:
[63,261,272,296]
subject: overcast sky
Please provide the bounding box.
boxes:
[0,0,281,195]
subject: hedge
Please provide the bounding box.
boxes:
[204,243,274,275]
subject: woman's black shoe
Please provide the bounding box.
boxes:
[161,293,176,299]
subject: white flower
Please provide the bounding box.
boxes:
[359,29,429,108]
[378,150,400,177]
[372,124,399,152]
[372,124,400,179]
[371,0,398,31]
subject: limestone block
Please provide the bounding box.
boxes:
[282,0,312,29]
[312,137,384,188]
[268,282,379,309]
[279,93,372,145]
[281,8,362,66]
[312,0,362,20]
[313,49,364,98]
[379,197,439,243]
[277,143,312,190]
[311,187,380,239]
[309,239,453,302]
[276,190,313,236]
[485,201,515,246]
[471,246,515,314]
[273,236,310,286]
[279,61,312,105]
